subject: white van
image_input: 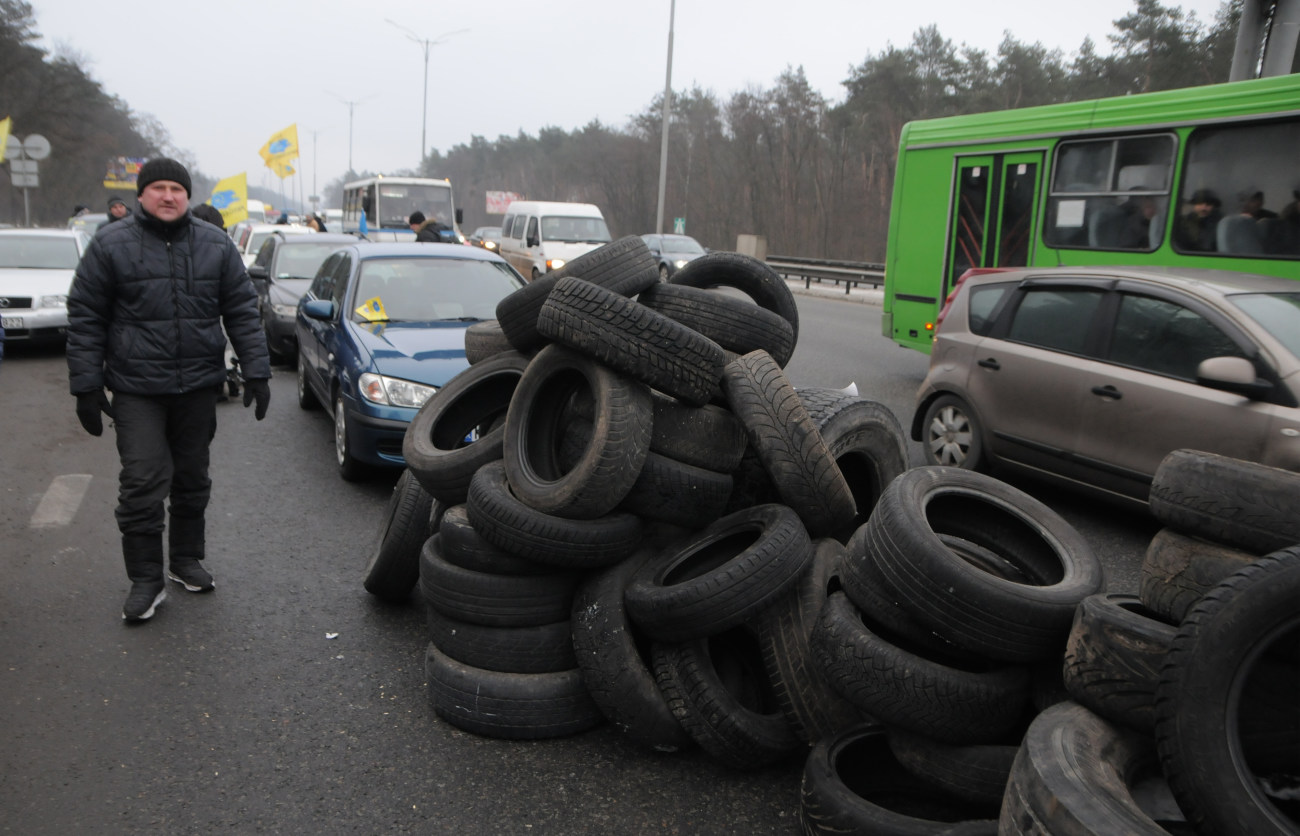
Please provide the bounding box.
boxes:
[246,199,268,224]
[498,201,612,280]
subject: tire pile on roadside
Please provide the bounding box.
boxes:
[362,237,1300,835]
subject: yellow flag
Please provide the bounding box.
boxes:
[210,172,249,227]
[0,117,11,163]
[355,296,387,322]
[259,123,299,165]
[268,156,296,180]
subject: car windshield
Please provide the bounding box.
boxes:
[275,242,350,279]
[662,236,705,255]
[0,235,80,268]
[540,216,612,244]
[1229,291,1300,358]
[350,257,522,323]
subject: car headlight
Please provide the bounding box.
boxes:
[271,302,297,317]
[358,372,437,408]
[673,259,689,269]
[484,241,496,250]
[546,258,566,271]
[39,294,68,308]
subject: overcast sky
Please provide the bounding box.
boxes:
[29,0,1228,204]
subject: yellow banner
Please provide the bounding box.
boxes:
[210,172,249,228]
[0,117,10,163]
[268,156,296,180]
[259,123,299,165]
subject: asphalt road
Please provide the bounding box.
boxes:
[0,285,1159,834]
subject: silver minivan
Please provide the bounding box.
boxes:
[913,266,1300,505]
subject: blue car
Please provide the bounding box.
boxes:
[295,242,525,479]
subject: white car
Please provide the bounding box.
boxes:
[232,223,315,267]
[0,228,89,344]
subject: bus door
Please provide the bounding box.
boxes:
[945,152,1043,298]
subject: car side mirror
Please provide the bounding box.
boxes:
[302,299,335,321]
[455,208,464,225]
[1196,356,1272,400]
[248,264,268,280]
[527,234,539,248]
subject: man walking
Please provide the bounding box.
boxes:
[67,157,272,623]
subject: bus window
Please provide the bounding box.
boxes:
[997,162,1037,267]
[1045,134,1174,252]
[1174,118,1300,259]
[948,163,989,290]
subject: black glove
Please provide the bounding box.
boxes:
[243,378,270,420]
[75,390,114,437]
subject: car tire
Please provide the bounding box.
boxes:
[799,724,1001,835]
[1154,546,1300,836]
[463,320,515,365]
[1000,701,1188,836]
[651,625,802,771]
[403,351,530,505]
[503,344,653,520]
[624,503,814,642]
[466,460,644,569]
[296,354,317,410]
[638,282,797,368]
[1148,448,1300,555]
[1061,593,1177,734]
[860,466,1103,663]
[887,729,1021,809]
[362,469,433,602]
[537,277,726,407]
[810,591,1031,744]
[436,504,551,576]
[425,606,576,674]
[721,350,856,538]
[616,450,733,528]
[424,642,604,740]
[334,395,368,482]
[1138,526,1260,625]
[799,387,910,543]
[647,392,748,473]
[570,548,694,753]
[920,393,985,470]
[754,538,866,744]
[495,236,659,352]
[669,251,800,344]
[418,534,579,627]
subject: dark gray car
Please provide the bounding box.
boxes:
[248,232,359,363]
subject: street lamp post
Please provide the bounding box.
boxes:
[655,0,676,235]
[326,92,367,174]
[385,20,468,165]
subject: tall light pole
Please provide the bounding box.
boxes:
[326,92,368,174]
[655,0,676,235]
[385,20,469,165]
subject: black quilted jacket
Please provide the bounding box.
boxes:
[67,207,270,396]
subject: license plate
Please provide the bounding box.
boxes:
[1,316,22,329]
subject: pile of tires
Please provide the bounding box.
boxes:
[801,451,1300,834]
[367,237,913,751]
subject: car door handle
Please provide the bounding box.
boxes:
[1091,385,1122,400]
[977,358,1000,370]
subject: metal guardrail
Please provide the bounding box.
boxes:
[766,254,886,294]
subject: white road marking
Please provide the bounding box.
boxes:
[29,474,94,528]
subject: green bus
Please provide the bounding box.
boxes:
[882,73,1300,353]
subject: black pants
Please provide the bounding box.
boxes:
[111,388,219,538]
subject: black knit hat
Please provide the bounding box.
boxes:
[409,211,426,226]
[136,157,192,197]
[107,196,127,209]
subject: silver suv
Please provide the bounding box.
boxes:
[912,266,1300,505]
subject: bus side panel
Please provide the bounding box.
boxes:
[883,146,959,353]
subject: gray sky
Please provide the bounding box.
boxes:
[29,0,1227,205]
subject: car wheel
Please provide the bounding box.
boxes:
[334,395,366,481]
[296,354,317,410]
[659,264,669,281]
[922,394,984,470]
[263,317,287,365]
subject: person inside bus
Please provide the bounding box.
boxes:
[1237,189,1278,220]
[1119,194,1159,249]
[1176,189,1223,252]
